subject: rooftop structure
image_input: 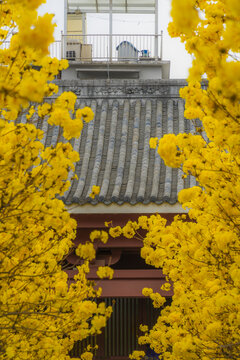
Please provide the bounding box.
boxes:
[67,0,157,14]
[29,78,201,214]
[54,0,170,80]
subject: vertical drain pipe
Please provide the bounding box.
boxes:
[154,0,159,59]
[109,0,113,62]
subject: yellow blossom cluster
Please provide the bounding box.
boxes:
[129,351,145,360]
[109,220,140,239]
[89,185,100,199]
[127,1,240,360]
[80,352,93,360]
[76,243,96,261]
[139,324,148,333]
[96,266,114,280]
[0,1,110,359]
[109,225,122,238]
[142,285,167,308]
[90,230,108,243]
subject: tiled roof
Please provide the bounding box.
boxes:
[37,80,199,205]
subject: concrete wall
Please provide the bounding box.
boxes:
[54,78,188,100]
[61,61,169,81]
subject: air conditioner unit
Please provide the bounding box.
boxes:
[66,40,81,61]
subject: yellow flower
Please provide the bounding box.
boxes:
[104,221,112,227]
[138,216,149,230]
[90,230,101,242]
[160,282,171,291]
[26,106,35,120]
[129,350,145,360]
[100,231,108,244]
[81,107,94,123]
[139,324,148,332]
[59,59,69,70]
[38,102,51,117]
[56,92,77,111]
[142,288,153,297]
[149,137,158,149]
[97,266,114,279]
[80,352,93,360]
[90,230,108,243]
[109,226,122,238]
[122,223,135,238]
[91,315,106,332]
[76,242,96,261]
[150,292,166,308]
[76,107,94,123]
[89,185,100,199]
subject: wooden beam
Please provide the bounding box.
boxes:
[72,212,180,227]
[67,269,173,297]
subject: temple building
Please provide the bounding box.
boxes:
[43,1,199,358]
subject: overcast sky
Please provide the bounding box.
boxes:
[38,0,192,79]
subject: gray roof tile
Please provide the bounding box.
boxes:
[67,98,196,205]
[30,80,199,205]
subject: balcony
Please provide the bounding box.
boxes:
[1,32,169,80]
[50,33,163,62]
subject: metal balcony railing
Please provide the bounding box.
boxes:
[1,33,163,63]
[51,33,163,62]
